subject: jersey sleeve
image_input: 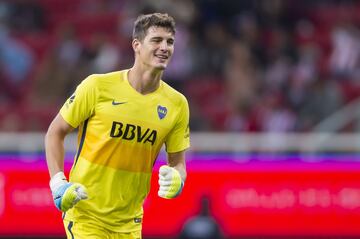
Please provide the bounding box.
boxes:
[60,75,98,128]
[165,96,190,153]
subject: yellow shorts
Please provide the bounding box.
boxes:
[63,219,142,239]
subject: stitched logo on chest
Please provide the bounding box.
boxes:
[112,100,127,105]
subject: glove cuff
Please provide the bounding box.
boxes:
[50,171,68,193]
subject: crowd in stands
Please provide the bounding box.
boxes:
[0,0,359,132]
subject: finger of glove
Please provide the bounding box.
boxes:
[159,185,170,191]
[158,189,171,198]
[159,172,173,182]
[158,178,172,186]
[159,166,172,176]
[159,174,172,181]
[158,190,166,198]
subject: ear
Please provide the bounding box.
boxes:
[132,39,141,53]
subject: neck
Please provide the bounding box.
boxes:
[128,64,163,95]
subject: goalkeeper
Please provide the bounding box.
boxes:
[45,12,189,239]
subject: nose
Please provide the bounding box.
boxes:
[159,40,169,51]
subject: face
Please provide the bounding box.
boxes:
[133,26,175,70]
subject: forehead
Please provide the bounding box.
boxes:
[145,26,174,39]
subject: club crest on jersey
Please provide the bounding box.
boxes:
[157,105,167,119]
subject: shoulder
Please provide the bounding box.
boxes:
[81,70,125,91]
[161,81,188,107]
[86,71,123,85]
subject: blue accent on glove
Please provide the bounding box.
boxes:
[174,180,184,197]
[53,183,72,210]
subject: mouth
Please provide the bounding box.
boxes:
[154,54,169,60]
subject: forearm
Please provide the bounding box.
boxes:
[168,151,187,182]
[45,129,66,178]
[167,150,187,182]
[45,114,74,178]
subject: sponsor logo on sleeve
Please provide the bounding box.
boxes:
[69,94,75,104]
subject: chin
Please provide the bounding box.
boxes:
[154,64,167,70]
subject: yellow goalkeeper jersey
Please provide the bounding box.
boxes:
[59,69,190,232]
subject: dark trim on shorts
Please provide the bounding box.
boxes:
[74,119,89,167]
[67,221,74,239]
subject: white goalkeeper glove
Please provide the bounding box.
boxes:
[50,171,88,212]
[158,165,184,199]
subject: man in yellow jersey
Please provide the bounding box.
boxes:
[45,13,189,239]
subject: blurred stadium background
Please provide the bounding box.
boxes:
[1,0,360,238]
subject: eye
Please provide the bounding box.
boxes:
[151,38,162,43]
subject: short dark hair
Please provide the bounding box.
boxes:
[132,13,176,41]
